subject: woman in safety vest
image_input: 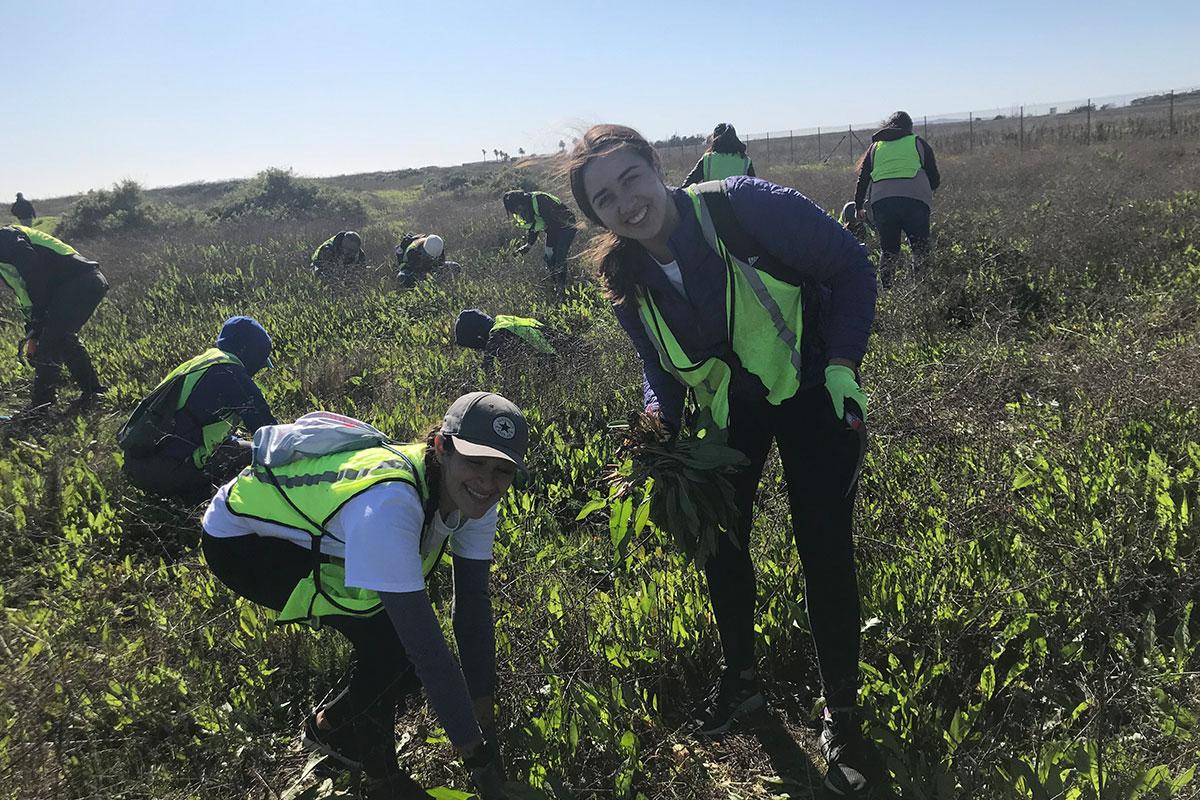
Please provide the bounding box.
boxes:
[502,190,577,294]
[681,122,756,188]
[853,111,941,288]
[0,225,108,416]
[453,308,556,377]
[201,393,527,799]
[565,125,879,797]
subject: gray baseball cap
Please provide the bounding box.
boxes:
[441,392,529,471]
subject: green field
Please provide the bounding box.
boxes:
[1,137,1198,799]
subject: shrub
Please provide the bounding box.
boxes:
[208,167,365,222]
[57,180,198,240]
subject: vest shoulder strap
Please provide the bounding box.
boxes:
[690,181,794,282]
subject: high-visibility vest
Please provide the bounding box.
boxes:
[156,348,245,467]
[633,182,805,429]
[870,135,922,182]
[225,442,445,625]
[514,192,562,233]
[491,315,555,354]
[0,226,80,323]
[702,152,752,182]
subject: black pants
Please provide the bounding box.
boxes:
[32,268,108,405]
[870,196,931,288]
[703,385,862,708]
[544,228,576,292]
[202,533,420,777]
[124,439,252,504]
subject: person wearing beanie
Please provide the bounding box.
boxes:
[682,123,756,187]
[395,233,449,288]
[118,316,277,502]
[502,190,577,294]
[0,224,108,416]
[311,230,368,280]
[454,308,556,376]
[853,111,941,288]
[201,393,528,799]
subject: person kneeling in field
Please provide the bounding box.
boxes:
[118,316,277,503]
[0,225,109,417]
[201,393,525,800]
[395,233,459,288]
[454,308,556,377]
[312,230,368,280]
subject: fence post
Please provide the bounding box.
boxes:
[790,130,794,163]
[1019,106,1024,151]
[969,112,974,152]
[766,132,770,166]
[1086,99,1091,145]
[924,115,928,138]
[1169,90,1175,135]
[848,125,854,164]
[817,127,822,161]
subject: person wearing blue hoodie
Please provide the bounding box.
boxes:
[121,316,277,503]
[567,125,880,796]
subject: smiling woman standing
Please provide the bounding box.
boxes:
[566,126,879,796]
[201,393,526,800]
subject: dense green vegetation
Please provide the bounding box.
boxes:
[1,137,1198,799]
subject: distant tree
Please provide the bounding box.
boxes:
[482,149,487,161]
[518,147,525,156]
[493,149,500,160]
[558,139,566,152]
[58,179,197,239]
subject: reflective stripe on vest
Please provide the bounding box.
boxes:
[634,183,805,429]
[2,226,79,323]
[702,152,751,182]
[870,135,922,182]
[311,235,338,262]
[225,442,441,624]
[154,348,244,468]
[491,315,555,354]
[527,192,562,233]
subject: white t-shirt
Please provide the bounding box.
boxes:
[202,479,497,594]
[657,259,687,299]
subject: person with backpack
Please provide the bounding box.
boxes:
[0,225,108,416]
[119,316,276,503]
[311,230,368,279]
[502,190,577,294]
[853,111,940,288]
[682,123,756,188]
[395,233,450,288]
[566,125,879,796]
[200,393,527,800]
[453,309,556,376]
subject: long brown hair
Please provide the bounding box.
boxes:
[564,124,664,304]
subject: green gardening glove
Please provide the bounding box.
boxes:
[824,364,867,422]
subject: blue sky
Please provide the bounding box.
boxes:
[5,0,1197,200]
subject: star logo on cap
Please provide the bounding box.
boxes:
[493,416,516,439]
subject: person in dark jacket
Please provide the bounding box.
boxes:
[682,123,757,187]
[311,231,367,279]
[853,111,940,288]
[0,225,108,414]
[395,233,447,287]
[11,194,35,226]
[503,190,577,294]
[454,309,556,376]
[121,316,277,503]
[567,125,880,796]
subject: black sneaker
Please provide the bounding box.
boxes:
[819,708,880,796]
[302,711,362,771]
[691,668,765,735]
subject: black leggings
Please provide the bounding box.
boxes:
[703,385,862,708]
[202,533,420,775]
[32,268,108,404]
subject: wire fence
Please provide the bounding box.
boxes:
[655,86,1200,173]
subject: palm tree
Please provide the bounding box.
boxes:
[482,148,487,161]
[518,147,525,156]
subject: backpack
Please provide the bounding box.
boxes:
[116,373,192,457]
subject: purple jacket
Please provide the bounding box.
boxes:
[612,176,876,430]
